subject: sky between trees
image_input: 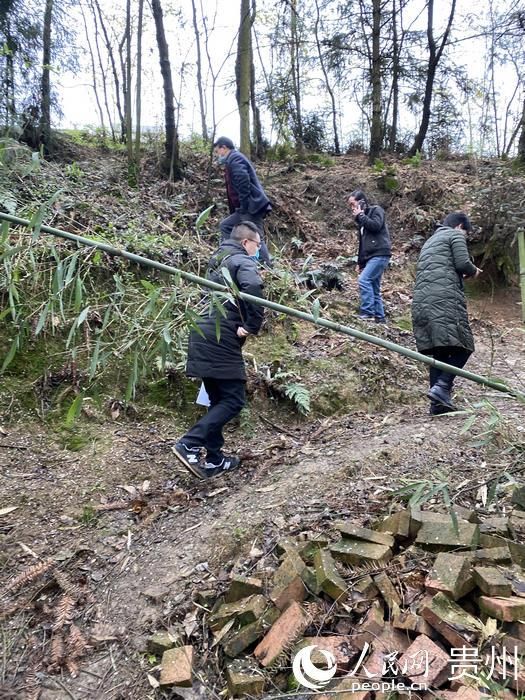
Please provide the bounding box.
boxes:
[2,0,525,163]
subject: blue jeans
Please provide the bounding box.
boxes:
[358,256,390,318]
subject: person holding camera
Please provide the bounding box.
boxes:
[348,189,392,323]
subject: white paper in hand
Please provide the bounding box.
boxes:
[196,382,211,407]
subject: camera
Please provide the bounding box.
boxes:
[358,200,366,211]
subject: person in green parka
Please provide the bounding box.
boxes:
[412,212,482,415]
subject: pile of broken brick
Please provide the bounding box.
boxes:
[151,504,525,699]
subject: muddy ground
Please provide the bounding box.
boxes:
[1,148,524,699]
[1,290,524,699]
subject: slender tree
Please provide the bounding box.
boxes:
[190,0,207,141]
[151,0,182,180]
[368,0,382,162]
[39,0,53,150]
[134,0,144,176]
[289,0,304,154]
[237,0,252,156]
[79,2,106,134]
[313,0,340,154]
[407,0,457,156]
[124,0,133,182]
[91,0,125,141]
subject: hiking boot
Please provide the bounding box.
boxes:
[202,455,241,479]
[427,382,456,410]
[172,442,205,479]
[429,401,454,416]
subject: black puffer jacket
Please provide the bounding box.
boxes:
[186,240,264,380]
[355,204,392,267]
[412,225,477,353]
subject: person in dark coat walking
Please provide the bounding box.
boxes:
[412,212,482,415]
[348,190,391,323]
[173,222,264,479]
[213,136,272,265]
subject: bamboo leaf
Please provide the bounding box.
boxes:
[1,336,19,372]
[195,204,214,230]
[162,326,172,345]
[64,253,79,286]
[35,303,50,336]
[74,275,83,311]
[65,394,83,428]
[30,189,63,240]
[76,306,90,327]
[459,414,477,434]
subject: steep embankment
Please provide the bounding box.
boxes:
[0,143,524,698]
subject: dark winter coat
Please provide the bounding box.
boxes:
[412,225,477,353]
[355,204,392,267]
[186,240,264,380]
[224,150,271,216]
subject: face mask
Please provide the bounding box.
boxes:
[216,155,227,165]
[249,249,260,261]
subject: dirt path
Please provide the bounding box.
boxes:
[1,303,523,699]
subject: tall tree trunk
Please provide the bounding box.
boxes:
[517,96,525,162]
[151,0,182,180]
[314,0,339,154]
[89,1,115,140]
[124,0,134,183]
[237,0,251,156]
[80,2,106,135]
[92,0,125,142]
[408,0,457,157]
[388,0,400,151]
[39,0,53,151]
[250,0,263,158]
[368,0,382,163]
[190,0,207,141]
[290,0,304,154]
[134,0,144,177]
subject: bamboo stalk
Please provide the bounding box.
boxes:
[1,211,524,402]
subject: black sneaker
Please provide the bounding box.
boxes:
[172,442,205,479]
[375,316,387,324]
[202,455,240,479]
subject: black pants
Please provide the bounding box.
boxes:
[182,377,246,461]
[219,211,271,265]
[424,346,472,390]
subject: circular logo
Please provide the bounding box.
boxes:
[292,644,337,691]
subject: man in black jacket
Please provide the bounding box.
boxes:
[348,190,392,323]
[213,136,272,265]
[173,222,264,479]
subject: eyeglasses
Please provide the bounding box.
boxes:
[244,238,261,249]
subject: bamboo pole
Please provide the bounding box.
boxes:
[1,211,524,402]
[519,228,525,324]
